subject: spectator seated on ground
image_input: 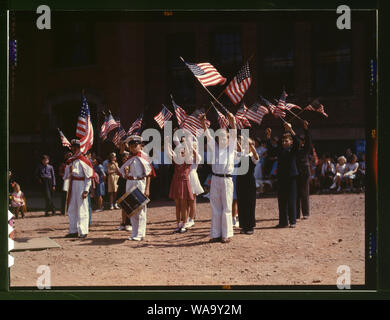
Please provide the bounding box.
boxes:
[343,154,359,191]
[320,154,336,192]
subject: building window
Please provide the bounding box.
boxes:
[213,31,242,73]
[53,21,95,68]
[259,23,295,98]
[313,23,352,96]
[167,33,196,106]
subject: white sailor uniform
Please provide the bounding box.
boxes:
[120,152,152,240]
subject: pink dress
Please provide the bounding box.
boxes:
[169,163,194,200]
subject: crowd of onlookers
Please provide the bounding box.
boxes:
[8,141,366,218]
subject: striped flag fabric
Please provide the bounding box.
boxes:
[154,106,173,129]
[261,96,277,114]
[245,103,269,125]
[185,61,226,87]
[224,62,252,105]
[180,109,210,137]
[76,94,94,154]
[285,103,302,111]
[212,104,229,129]
[58,128,71,149]
[127,114,143,136]
[277,90,288,110]
[101,113,120,141]
[171,97,188,126]
[235,105,251,129]
[112,125,127,147]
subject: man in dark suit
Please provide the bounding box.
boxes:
[266,122,299,228]
[296,120,312,220]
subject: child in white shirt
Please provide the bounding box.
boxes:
[330,156,347,192]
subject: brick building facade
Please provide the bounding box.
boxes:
[9,11,375,188]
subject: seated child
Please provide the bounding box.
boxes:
[11,183,26,219]
[343,154,359,189]
[330,156,347,192]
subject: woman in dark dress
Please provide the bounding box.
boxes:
[236,137,259,235]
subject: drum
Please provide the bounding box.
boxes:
[116,186,150,217]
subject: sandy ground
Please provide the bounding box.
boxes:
[10,193,365,287]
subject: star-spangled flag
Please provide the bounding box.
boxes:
[112,125,127,147]
[235,104,251,129]
[154,106,173,129]
[262,96,285,118]
[127,114,143,136]
[76,94,94,154]
[245,103,269,125]
[185,61,227,87]
[101,113,120,141]
[224,62,252,105]
[261,96,277,114]
[180,109,210,137]
[58,128,71,149]
[171,96,188,126]
[212,104,229,129]
[277,90,288,110]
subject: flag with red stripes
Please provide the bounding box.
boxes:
[261,96,277,114]
[212,104,229,129]
[235,104,251,128]
[185,61,227,87]
[153,106,173,128]
[127,114,143,136]
[285,103,302,111]
[224,62,252,105]
[58,128,71,149]
[245,103,269,125]
[76,94,94,154]
[180,109,210,137]
[171,97,188,126]
[277,90,288,110]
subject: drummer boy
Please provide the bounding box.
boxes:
[119,135,155,241]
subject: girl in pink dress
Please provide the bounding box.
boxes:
[166,135,195,233]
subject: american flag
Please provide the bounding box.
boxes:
[277,90,288,110]
[180,109,210,137]
[76,94,94,154]
[262,96,284,118]
[235,105,251,129]
[185,61,226,87]
[101,113,120,141]
[58,128,71,149]
[224,62,252,105]
[154,106,173,129]
[245,103,269,125]
[112,125,127,147]
[171,97,187,126]
[127,114,143,136]
[212,104,229,129]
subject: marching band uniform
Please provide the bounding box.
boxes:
[64,140,94,238]
[119,137,155,241]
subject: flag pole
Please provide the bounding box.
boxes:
[180,56,227,114]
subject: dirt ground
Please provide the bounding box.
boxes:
[10,193,365,287]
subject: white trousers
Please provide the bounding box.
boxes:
[210,176,234,239]
[67,181,89,235]
[126,179,147,239]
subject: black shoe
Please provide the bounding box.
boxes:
[79,234,88,239]
[65,233,78,238]
[245,230,254,235]
[209,237,222,243]
[275,224,288,228]
[303,215,309,220]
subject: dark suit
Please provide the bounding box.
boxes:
[267,135,299,226]
[296,128,312,218]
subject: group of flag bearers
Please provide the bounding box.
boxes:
[58,56,327,242]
